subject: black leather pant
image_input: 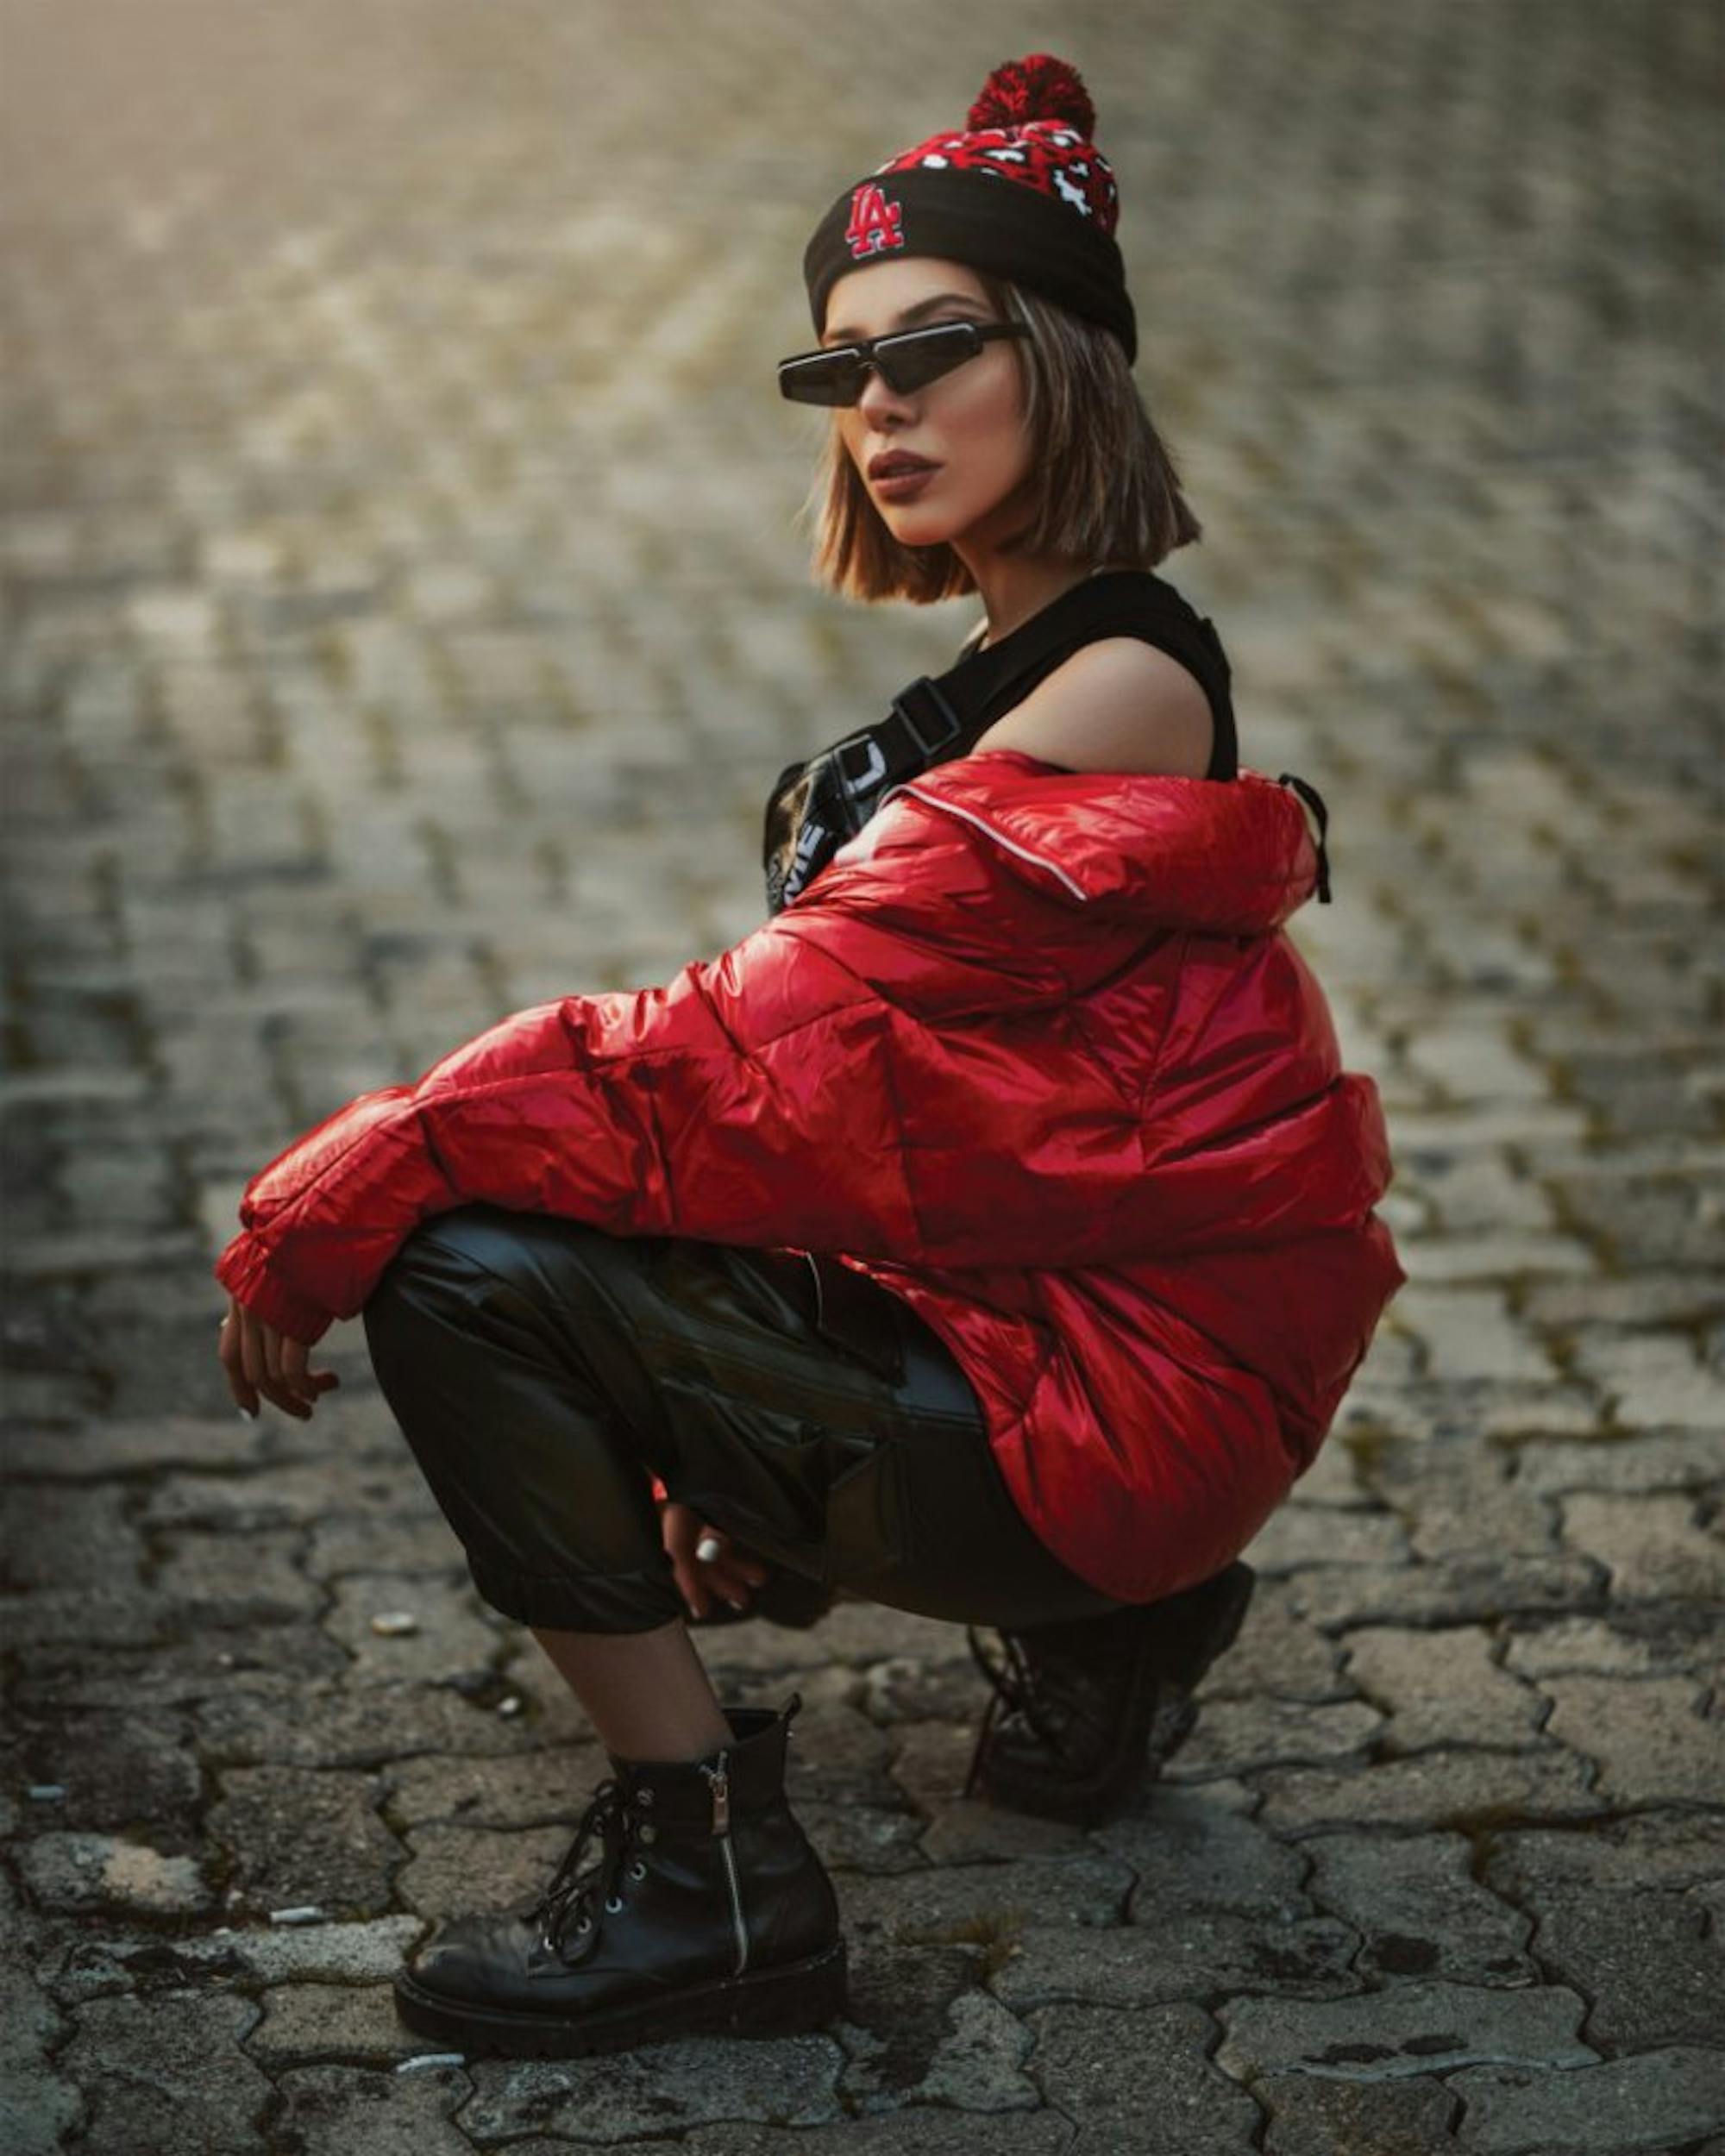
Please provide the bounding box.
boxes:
[361,1203,1122,1636]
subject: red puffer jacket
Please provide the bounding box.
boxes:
[215,749,1404,1602]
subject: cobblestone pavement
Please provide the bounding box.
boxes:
[3,2,1722,2150]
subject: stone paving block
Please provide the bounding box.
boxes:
[679,2117,1080,2155]
[382,1745,599,1831]
[862,1987,1038,2114]
[57,1141,180,1229]
[458,2031,846,2140]
[1559,1490,1725,1601]
[1538,1675,1722,1806]
[396,1821,572,1921]
[803,1801,929,1875]
[991,1908,1358,2012]
[1241,1501,1411,1573]
[1448,2046,1725,2153]
[151,1525,322,1620]
[1521,1884,1723,2049]
[136,1454,428,1534]
[1556,1174,1722,1272]
[1214,1977,1597,2084]
[1285,1436,1376,1508]
[321,1572,506,1684]
[1484,1813,1725,1917]
[0,1482,146,1593]
[1472,1385,1607,1443]
[13,1625,351,1714]
[1305,1830,1534,1987]
[791,1695,913,1808]
[1202,1576,1349,1701]
[1511,1429,1725,1499]
[913,1785,1088,1867]
[1024,2001,1261,2154]
[1353,1439,1560,1561]
[832,1939,997,2116]
[1391,1288,1556,1383]
[0,1413,265,1479]
[1254,1747,1603,1839]
[304,1511,467,1576]
[1285,1555,1602,1634]
[273,2061,475,2156]
[1096,1780,1308,1917]
[206,1764,404,1918]
[1258,2072,1458,2156]
[16,1831,214,1917]
[852,1648,992,1729]
[1406,1028,1552,1106]
[0,1925,84,2156]
[1396,1232,1596,1283]
[1572,1331,1725,1429]
[1521,1274,1725,1329]
[1502,1606,1725,1681]
[839,1852,1133,1958]
[156,1914,428,1987]
[245,1979,421,2067]
[1341,1626,1546,1753]
[1390,1150,1557,1238]
[58,1988,273,2156]
[11,1708,204,1841]
[1165,1694,1383,1781]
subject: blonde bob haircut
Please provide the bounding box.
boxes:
[798,269,1202,605]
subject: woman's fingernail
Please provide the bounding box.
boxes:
[695,1536,723,1564]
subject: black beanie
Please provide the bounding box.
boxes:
[801,53,1137,367]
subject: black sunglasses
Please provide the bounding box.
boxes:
[778,319,1032,407]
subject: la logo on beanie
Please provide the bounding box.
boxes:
[844,182,904,260]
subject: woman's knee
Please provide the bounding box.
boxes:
[361,1207,647,1407]
[361,1209,515,1375]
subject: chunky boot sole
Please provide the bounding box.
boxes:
[393,1935,848,2059]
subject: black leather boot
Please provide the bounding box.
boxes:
[962,1562,1256,1827]
[394,1692,845,2056]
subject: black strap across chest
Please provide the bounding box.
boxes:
[762,568,1239,916]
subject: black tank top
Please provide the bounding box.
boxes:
[762,567,1239,915]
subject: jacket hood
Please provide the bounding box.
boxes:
[875,749,1327,936]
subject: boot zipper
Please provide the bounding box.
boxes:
[706,1758,730,1835]
[699,1753,749,1975]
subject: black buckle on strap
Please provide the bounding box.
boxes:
[890,675,965,757]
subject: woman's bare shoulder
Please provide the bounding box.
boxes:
[971,638,1214,779]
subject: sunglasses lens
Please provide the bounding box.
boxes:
[780,354,862,406]
[877,323,978,393]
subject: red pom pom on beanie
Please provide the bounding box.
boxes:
[967,53,1096,139]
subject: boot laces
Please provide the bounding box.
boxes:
[532,1776,646,1952]
[962,1618,1140,1796]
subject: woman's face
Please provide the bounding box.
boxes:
[822,256,1034,554]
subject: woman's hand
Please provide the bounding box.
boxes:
[218,1294,341,1421]
[660,1500,770,1620]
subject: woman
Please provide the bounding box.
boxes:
[214,54,1403,2059]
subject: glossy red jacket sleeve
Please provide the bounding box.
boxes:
[211,801,1155,1344]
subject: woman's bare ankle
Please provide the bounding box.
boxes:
[531,1617,732,1761]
